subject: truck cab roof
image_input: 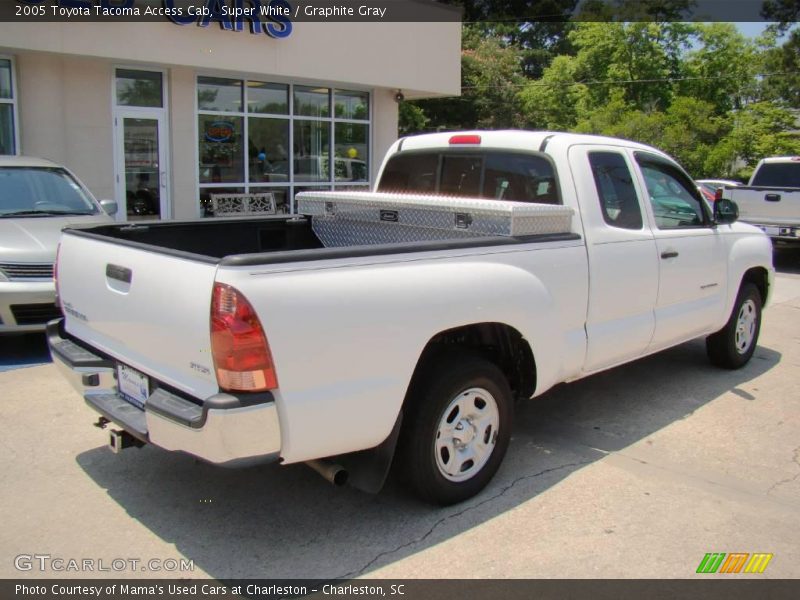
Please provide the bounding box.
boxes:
[395,130,665,155]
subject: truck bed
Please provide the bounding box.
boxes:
[67,192,577,266]
[72,216,324,262]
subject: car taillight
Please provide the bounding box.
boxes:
[210,283,278,392]
[54,243,61,308]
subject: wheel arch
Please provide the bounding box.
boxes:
[741,266,770,307]
[407,322,537,405]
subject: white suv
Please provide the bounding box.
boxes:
[0,156,116,333]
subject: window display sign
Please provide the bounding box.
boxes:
[205,121,235,143]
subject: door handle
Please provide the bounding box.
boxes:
[661,251,679,259]
[160,171,167,189]
[765,193,781,202]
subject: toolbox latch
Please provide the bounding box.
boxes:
[455,212,473,229]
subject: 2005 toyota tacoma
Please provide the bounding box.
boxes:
[48,131,774,505]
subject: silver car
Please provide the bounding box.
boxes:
[0,156,116,333]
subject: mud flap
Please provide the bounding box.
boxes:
[336,410,403,494]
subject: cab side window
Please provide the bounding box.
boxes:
[635,153,707,229]
[589,151,643,230]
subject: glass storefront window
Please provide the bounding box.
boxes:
[248,118,289,184]
[196,77,370,217]
[116,69,163,108]
[0,104,14,155]
[248,81,288,114]
[0,59,16,155]
[335,90,369,120]
[334,123,368,182]
[294,86,330,118]
[198,77,243,112]
[294,120,330,182]
[0,59,12,100]
[198,115,244,184]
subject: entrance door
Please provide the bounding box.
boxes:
[114,111,168,221]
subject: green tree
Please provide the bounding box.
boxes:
[720,102,800,178]
[518,21,695,128]
[518,54,586,129]
[759,28,800,108]
[681,23,759,113]
[398,102,429,136]
[402,24,525,132]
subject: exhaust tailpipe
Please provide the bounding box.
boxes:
[306,459,348,486]
[108,429,144,454]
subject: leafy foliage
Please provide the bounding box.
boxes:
[399,18,800,178]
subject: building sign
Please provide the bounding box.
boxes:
[165,0,293,38]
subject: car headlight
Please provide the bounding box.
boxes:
[0,268,8,282]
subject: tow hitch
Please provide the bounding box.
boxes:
[108,429,145,454]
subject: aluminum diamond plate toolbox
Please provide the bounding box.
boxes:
[296,191,574,247]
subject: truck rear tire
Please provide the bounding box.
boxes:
[706,282,762,369]
[398,354,513,505]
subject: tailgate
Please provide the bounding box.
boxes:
[58,231,219,400]
[733,188,800,225]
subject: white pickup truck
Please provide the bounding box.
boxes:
[48,131,774,505]
[721,156,800,245]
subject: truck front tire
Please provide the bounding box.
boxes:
[706,282,762,369]
[398,354,513,505]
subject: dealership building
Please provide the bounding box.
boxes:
[0,14,460,219]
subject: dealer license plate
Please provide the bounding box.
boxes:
[117,363,150,409]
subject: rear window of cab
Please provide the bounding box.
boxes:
[377,150,561,205]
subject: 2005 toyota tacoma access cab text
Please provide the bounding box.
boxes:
[48,131,774,505]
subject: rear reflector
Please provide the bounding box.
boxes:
[210,283,278,392]
[449,134,481,145]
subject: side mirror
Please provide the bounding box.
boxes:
[714,198,738,225]
[99,199,118,216]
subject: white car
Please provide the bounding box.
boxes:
[0,156,116,333]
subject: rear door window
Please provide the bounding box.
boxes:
[378,150,560,204]
[588,152,643,230]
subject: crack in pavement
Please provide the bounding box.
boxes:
[337,458,593,579]
[767,445,800,496]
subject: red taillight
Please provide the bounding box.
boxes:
[210,283,278,392]
[449,134,481,145]
[54,243,61,308]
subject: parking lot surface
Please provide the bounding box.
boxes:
[1,253,799,580]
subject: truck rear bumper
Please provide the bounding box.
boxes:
[47,319,282,466]
[745,222,800,243]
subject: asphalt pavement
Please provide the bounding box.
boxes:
[1,250,798,580]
